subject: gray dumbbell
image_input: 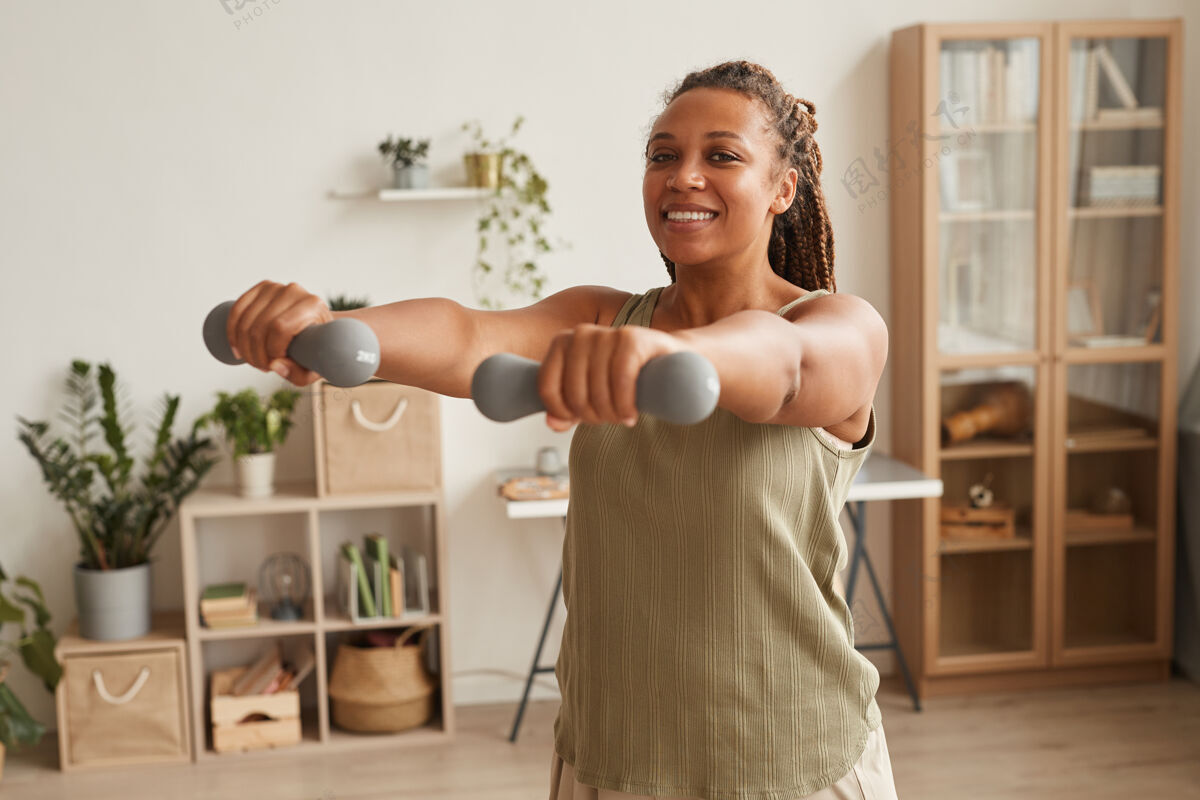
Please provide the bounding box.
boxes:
[203,300,380,388]
[471,351,720,425]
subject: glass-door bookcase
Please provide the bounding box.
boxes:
[888,18,1180,700]
[1053,22,1180,666]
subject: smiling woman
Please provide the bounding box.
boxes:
[219,58,890,800]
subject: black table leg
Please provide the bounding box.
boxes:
[844,501,923,712]
[509,564,563,742]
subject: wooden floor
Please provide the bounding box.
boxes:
[5,677,1200,799]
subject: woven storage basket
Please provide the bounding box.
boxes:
[327,626,437,733]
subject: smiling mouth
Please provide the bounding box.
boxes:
[663,211,718,228]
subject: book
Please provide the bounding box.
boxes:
[201,582,249,612]
[340,543,377,617]
[232,643,281,697]
[389,561,404,618]
[402,545,431,615]
[364,533,391,617]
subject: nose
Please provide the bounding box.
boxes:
[666,155,705,191]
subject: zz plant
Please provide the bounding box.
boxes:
[0,565,61,751]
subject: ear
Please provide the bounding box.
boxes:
[770,166,798,215]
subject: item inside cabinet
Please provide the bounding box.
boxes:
[940,504,1016,540]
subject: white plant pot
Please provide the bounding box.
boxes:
[236,452,276,499]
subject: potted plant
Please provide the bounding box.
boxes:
[16,361,217,641]
[378,135,431,190]
[0,564,61,779]
[195,388,301,499]
[461,116,567,308]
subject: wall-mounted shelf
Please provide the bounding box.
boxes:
[327,187,491,202]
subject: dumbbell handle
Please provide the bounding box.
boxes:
[203,300,380,388]
[471,351,720,425]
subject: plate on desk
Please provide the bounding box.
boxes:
[500,475,569,501]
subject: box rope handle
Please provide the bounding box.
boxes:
[92,666,151,705]
[351,397,408,432]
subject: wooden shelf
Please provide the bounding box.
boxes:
[939,208,1035,222]
[1070,118,1164,131]
[185,483,441,518]
[939,530,1034,554]
[321,601,443,632]
[941,439,1034,460]
[936,121,1036,135]
[1065,432,1157,453]
[195,715,450,761]
[327,187,490,202]
[1068,205,1163,219]
[1064,525,1157,547]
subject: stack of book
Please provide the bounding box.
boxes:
[229,642,315,696]
[1086,165,1161,207]
[200,581,258,629]
[339,534,430,620]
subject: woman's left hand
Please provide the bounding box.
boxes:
[537,324,684,431]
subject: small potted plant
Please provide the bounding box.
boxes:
[196,388,301,499]
[0,564,61,779]
[462,116,567,308]
[16,361,217,641]
[378,135,431,190]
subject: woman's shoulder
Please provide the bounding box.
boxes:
[536,285,634,327]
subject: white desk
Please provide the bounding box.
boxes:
[498,452,942,738]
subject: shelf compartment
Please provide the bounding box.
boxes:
[1063,540,1157,650]
[1065,449,1159,535]
[1066,364,1161,444]
[941,367,1038,449]
[939,549,1034,658]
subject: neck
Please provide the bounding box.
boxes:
[660,255,797,329]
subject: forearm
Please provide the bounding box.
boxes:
[334,298,482,397]
[673,310,802,423]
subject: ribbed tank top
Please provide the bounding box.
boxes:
[553,286,882,800]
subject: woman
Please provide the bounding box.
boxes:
[225,61,895,799]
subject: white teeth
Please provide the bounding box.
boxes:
[666,210,716,221]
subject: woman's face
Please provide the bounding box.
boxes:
[643,87,795,272]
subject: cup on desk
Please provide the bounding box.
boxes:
[535,446,563,476]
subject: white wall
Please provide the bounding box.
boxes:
[2,0,1197,729]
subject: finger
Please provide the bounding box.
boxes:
[233,285,280,371]
[587,330,621,425]
[538,335,574,425]
[250,285,307,373]
[227,280,271,362]
[610,329,641,426]
[267,356,311,385]
[562,326,601,425]
[263,290,322,371]
[545,413,575,432]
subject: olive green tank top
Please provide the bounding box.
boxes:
[553,286,882,800]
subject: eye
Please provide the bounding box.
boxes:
[710,151,738,163]
[647,151,674,163]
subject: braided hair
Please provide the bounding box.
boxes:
[650,61,836,293]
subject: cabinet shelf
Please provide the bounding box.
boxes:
[939,528,1033,554]
[939,209,1035,222]
[1064,525,1157,547]
[1068,205,1163,219]
[941,439,1034,460]
[180,387,453,760]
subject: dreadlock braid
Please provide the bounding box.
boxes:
[653,61,836,292]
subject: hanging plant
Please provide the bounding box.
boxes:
[462,116,568,309]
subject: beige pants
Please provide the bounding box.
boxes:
[548,723,898,800]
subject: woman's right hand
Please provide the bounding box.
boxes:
[225,280,333,386]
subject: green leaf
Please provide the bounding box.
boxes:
[0,591,23,624]
[19,629,62,692]
[0,683,46,748]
